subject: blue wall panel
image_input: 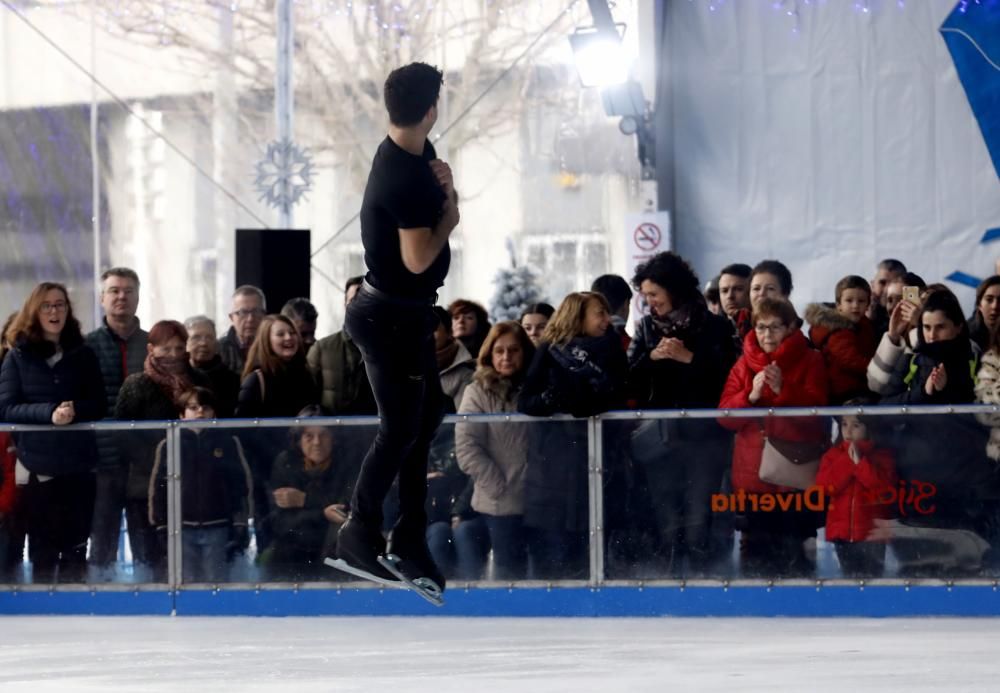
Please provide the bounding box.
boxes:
[0,590,173,616]
[4,586,1000,617]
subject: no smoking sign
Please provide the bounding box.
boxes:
[633,222,662,251]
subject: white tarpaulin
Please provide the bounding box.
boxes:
[664,0,1000,311]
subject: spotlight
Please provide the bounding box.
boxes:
[569,26,629,88]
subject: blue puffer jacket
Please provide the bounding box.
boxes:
[0,335,106,476]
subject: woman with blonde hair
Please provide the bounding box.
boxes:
[235,314,319,555]
[236,314,318,418]
[455,321,535,579]
[517,291,627,579]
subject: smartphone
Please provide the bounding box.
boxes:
[902,286,920,304]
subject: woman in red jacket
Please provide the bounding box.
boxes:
[815,408,896,578]
[719,298,828,577]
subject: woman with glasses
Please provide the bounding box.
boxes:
[719,298,828,578]
[0,283,105,583]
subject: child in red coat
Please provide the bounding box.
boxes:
[805,275,877,404]
[815,410,897,578]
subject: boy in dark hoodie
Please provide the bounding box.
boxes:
[806,275,877,404]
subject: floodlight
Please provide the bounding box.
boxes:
[569,26,629,88]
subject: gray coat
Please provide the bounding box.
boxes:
[440,342,475,410]
[455,375,528,516]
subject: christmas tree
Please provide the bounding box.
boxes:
[489,240,545,322]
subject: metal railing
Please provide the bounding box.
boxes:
[1,403,997,591]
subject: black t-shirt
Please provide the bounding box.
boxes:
[359,136,449,298]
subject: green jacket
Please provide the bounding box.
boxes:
[306,330,377,415]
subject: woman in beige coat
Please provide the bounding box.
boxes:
[455,321,535,579]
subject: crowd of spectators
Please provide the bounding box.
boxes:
[2,252,1000,584]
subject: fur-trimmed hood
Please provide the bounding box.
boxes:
[805,302,857,333]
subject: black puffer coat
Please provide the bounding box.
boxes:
[0,335,105,476]
[517,331,627,533]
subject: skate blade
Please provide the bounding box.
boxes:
[377,554,445,607]
[323,558,404,589]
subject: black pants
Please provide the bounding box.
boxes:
[125,499,165,579]
[20,472,96,583]
[834,540,886,578]
[89,465,127,568]
[640,437,729,573]
[345,286,445,536]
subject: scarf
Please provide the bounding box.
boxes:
[144,354,193,406]
[650,299,706,341]
[548,333,618,396]
[436,338,460,371]
[917,335,973,365]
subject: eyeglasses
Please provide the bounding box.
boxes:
[230,308,264,319]
[40,302,68,314]
[754,323,786,334]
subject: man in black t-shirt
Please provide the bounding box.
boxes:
[332,62,459,600]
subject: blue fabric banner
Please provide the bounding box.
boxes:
[941,1,1000,180]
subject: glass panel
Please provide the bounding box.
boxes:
[0,2,101,325]
[453,416,590,583]
[175,416,590,586]
[173,420,375,585]
[0,425,171,586]
[603,410,1000,582]
[89,1,276,331]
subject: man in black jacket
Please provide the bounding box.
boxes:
[185,316,240,418]
[218,285,266,376]
[85,267,148,578]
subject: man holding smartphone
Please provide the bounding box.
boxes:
[330,63,458,602]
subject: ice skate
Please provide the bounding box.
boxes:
[325,517,401,588]
[377,529,446,607]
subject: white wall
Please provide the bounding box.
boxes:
[666,0,1000,312]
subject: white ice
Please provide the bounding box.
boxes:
[1,616,997,692]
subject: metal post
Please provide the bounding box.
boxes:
[587,416,605,587]
[213,3,237,324]
[275,0,294,228]
[166,423,182,590]
[585,0,618,37]
[90,4,101,329]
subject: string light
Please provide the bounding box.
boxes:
[684,0,926,34]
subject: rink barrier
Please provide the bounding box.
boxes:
[5,583,1000,617]
[2,405,1000,616]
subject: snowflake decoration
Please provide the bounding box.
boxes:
[254,139,314,210]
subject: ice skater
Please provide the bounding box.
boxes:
[326,62,459,605]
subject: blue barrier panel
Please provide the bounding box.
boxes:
[0,590,173,616]
[169,585,1000,618]
[2,585,1000,617]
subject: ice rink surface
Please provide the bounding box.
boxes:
[1,616,998,692]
